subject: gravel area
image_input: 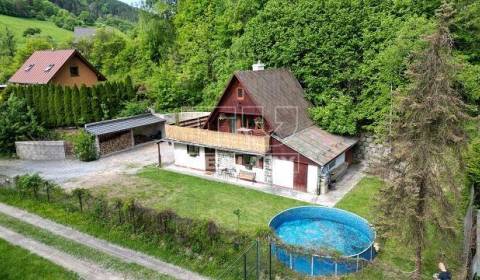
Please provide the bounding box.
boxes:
[0,143,159,189]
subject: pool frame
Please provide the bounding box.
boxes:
[269,206,377,277]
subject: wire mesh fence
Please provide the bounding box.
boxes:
[216,239,372,280]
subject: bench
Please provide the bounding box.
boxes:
[238,170,256,182]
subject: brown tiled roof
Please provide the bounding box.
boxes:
[8,49,105,84]
[278,126,358,166]
[234,69,314,139]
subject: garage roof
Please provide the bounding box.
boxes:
[85,113,165,136]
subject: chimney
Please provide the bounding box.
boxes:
[252,60,265,71]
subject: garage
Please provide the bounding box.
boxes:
[85,113,166,157]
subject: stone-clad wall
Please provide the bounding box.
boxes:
[15,141,66,160]
[354,133,390,170]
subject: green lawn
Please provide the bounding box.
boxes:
[0,238,78,280]
[0,15,72,45]
[92,167,309,234]
[337,177,463,280]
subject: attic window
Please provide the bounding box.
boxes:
[44,64,55,72]
[70,66,79,77]
[24,64,35,72]
[237,88,244,100]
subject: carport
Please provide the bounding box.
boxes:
[85,113,165,157]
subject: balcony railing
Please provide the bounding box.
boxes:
[165,125,270,154]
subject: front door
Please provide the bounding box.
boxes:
[205,148,216,172]
[293,161,308,192]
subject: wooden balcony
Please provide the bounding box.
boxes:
[165,125,270,154]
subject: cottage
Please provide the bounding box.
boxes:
[161,63,358,195]
[8,49,106,87]
[85,114,165,157]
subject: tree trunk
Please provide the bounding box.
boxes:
[413,180,427,280]
[413,243,422,280]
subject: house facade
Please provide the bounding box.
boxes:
[163,64,357,195]
[8,49,106,87]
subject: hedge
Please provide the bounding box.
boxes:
[6,77,136,128]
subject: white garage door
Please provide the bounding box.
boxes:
[272,157,294,188]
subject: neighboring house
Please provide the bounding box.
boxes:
[73,27,96,42]
[162,63,358,195]
[8,49,106,87]
[0,84,6,91]
[85,113,165,157]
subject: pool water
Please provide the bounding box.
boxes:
[275,218,371,256]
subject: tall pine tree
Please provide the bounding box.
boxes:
[39,85,49,125]
[72,86,81,126]
[47,85,56,127]
[377,3,469,279]
[91,85,102,122]
[54,86,65,127]
[79,85,91,124]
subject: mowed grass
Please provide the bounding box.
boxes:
[337,177,464,280]
[0,238,78,280]
[92,167,309,234]
[0,15,72,45]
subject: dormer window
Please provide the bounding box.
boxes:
[44,64,55,72]
[237,88,244,100]
[24,64,35,72]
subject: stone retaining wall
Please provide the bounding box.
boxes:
[15,141,66,161]
[353,133,390,170]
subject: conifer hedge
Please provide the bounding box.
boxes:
[6,78,136,128]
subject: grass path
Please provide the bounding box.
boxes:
[0,202,209,280]
[0,225,122,280]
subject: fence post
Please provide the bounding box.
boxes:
[256,240,260,280]
[244,253,247,280]
[269,242,272,280]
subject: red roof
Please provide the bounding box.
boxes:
[8,49,105,84]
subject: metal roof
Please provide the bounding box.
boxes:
[85,114,165,136]
[8,49,106,84]
[278,126,358,166]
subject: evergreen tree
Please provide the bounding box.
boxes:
[125,76,135,100]
[39,85,49,125]
[63,87,73,126]
[377,3,469,279]
[54,86,65,127]
[91,85,102,121]
[25,86,34,109]
[72,86,81,125]
[15,86,25,99]
[32,85,41,115]
[79,85,91,124]
[47,85,56,127]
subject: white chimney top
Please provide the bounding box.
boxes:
[252,60,265,71]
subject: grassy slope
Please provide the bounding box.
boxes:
[93,167,309,234]
[0,15,73,45]
[0,238,78,280]
[337,177,463,280]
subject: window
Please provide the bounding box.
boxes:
[237,88,244,100]
[235,154,264,170]
[328,158,337,170]
[24,64,35,72]
[44,64,55,72]
[187,145,200,157]
[70,66,79,77]
[242,116,256,129]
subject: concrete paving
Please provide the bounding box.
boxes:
[0,203,209,280]
[0,225,124,280]
[164,163,366,207]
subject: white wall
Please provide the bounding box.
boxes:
[272,157,294,188]
[307,165,318,194]
[174,143,206,170]
[328,152,346,171]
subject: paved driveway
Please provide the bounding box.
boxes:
[0,143,159,189]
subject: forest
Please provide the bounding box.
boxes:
[0,0,479,136]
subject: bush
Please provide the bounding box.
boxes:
[117,100,150,117]
[15,174,44,198]
[22,27,41,37]
[73,130,97,161]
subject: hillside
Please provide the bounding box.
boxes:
[49,0,138,22]
[0,15,73,45]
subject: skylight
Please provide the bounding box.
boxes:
[44,64,55,72]
[24,64,35,72]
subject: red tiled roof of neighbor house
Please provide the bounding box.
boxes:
[8,49,106,85]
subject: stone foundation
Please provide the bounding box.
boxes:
[354,133,390,170]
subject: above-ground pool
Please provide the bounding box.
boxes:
[269,206,376,277]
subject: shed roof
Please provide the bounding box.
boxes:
[85,114,165,136]
[234,69,314,139]
[278,126,358,166]
[8,49,106,84]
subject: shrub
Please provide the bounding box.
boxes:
[15,173,44,198]
[117,100,150,117]
[73,130,97,161]
[23,27,41,37]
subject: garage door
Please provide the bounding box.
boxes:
[272,157,294,188]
